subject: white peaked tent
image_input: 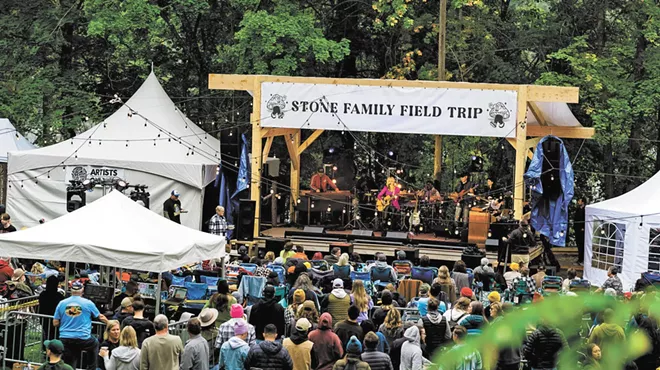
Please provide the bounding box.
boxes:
[0,118,36,162]
[0,191,226,272]
[7,73,220,229]
[585,171,660,291]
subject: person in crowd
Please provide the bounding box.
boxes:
[333,253,353,281]
[360,320,389,353]
[162,190,183,224]
[523,320,567,370]
[428,284,448,314]
[473,258,494,276]
[292,245,309,260]
[451,260,470,293]
[583,343,601,370]
[378,307,404,351]
[140,314,184,370]
[361,331,393,370]
[458,301,488,334]
[180,318,209,370]
[444,297,470,327]
[6,268,33,298]
[418,298,450,357]
[447,326,482,370]
[39,340,74,370]
[575,197,586,265]
[283,318,318,370]
[0,257,14,283]
[219,321,250,370]
[350,252,363,265]
[484,291,500,320]
[217,304,255,349]
[114,298,134,323]
[112,280,138,312]
[407,284,431,316]
[335,305,365,352]
[325,247,342,266]
[333,335,370,370]
[395,250,411,265]
[205,279,237,326]
[246,324,294,370]
[562,268,579,292]
[351,280,373,324]
[39,274,64,342]
[312,251,324,261]
[322,279,351,324]
[208,205,230,239]
[98,320,121,370]
[264,251,276,264]
[370,253,397,283]
[288,273,320,308]
[595,267,623,296]
[53,281,108,370]
[400,325,429,370]
[372,290,395,329]
[198,308,219,369]
[531,265,547,288]
[634,307,660,370]
[503,219,535,267]
[287,263,310,293]
[511,267,537,295]
[460,287,474,300]
[121,299,154,348]
[308,313,344,370]
[588,308,625,351]
[101,326,141,370]
[488,302,502,320]
[296,300,319,332]
[250,285,286,339]
[386,283,407,307]
[433,265,457,304]
[1,213,17,233]
[281,242,296,262]
[503,263,521,289]
[494,303,520,370]
[286,289,307,337]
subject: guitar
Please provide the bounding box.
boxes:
[409,196,421,229]
[376,196,392,211]
[451,186,474,204]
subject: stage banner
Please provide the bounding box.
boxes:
[260,82,518,138]
[65,165,125,183]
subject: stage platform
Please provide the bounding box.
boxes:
[254,227,543,264]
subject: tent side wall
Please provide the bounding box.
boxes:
[7,168,203,230]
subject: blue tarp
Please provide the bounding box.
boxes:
[524,135,574,246]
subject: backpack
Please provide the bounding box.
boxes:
[448,309,467,331]
[569,278,591,291]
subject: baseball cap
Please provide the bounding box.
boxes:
[71,281,84,291]
[230,304,244,319]
[121,297,133,308]
[171,190,180,197]
[295,318,311,332]
[45,339,64,355]
[419,284,430,295]
[332,278,344,289]
[234,320,248,335]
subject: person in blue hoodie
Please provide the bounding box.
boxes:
[219,320,250,370]
[457,301,488,336]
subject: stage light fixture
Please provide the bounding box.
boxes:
[114,179,128,192]
[82,179,95,191]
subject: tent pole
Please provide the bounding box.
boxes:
[251,79,263,239]
[155,272,162,316]
[64,262,70,294]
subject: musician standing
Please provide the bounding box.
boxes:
[377,177,401,211]
[454,173,473,225]
[310,168,339,192]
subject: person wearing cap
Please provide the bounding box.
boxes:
[283,318,318,370]
[38,339,74,370]
[333,335,370,370]
[321,278,351,324]
[484,291,501,320]
[5,268,33,299]
[286,289,307,337]
[53,280,108,369]
[198,308,219,368]
[180,318,210,370]
[308,313,343,370]
[113,297,134,323]
[140,314,184,370]
[503,219,535,267]
[249,284,285,340]
[219,320,251,370]
[503,263,522,290]
[406,283,431,316]
[246,324,294,370]
[120,299,155,348]
[460,287,474,300]
[280,241,296,262]
[217,304,256,349]
[163,190,183,224]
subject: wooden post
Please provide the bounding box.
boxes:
[250,80,263,239]
[286,130,301,221]
[434,0,447,186]
[434,136,442,184]
[513,87,529,220]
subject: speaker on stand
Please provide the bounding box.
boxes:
[236,199,256,241]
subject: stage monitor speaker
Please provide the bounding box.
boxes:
[351,229,374,236]
[395,248,419,263]
[303,226,325,234]
[385,231,408,240]
[236,199,256,241]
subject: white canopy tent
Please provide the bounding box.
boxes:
[0,190,226,271]
[585,171,660,291]
[7,73,220,229]
[0,118,36,163]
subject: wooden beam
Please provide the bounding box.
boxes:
[261,128,298,138]
[527,126,595,139]
[289,130,301,220]
[513,87,529,220]
[250,80,263,238]
[285,132,300,171]
[528,102,548,126]
[262,136,274,164]
[209,74,579,101]
[297,129,324,155]
[434,136,442,183]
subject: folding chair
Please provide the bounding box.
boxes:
[392,260,413,279]
[184,282,208,300]
[333,264,351,280]
[411,266,437,285]
[266,264,286,286]
[239,263,259,274]
[310,259,329,271]
[238,275,267,306]
[370,266,397,290]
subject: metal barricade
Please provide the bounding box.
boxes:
[0,295,39,320]
[2,311,105,370]
[168,318,192,345]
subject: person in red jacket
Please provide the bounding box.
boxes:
[0,257,14,283]
[307,312,343,370]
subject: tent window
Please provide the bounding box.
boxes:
[648,228,660,272]
[591,221,625,272]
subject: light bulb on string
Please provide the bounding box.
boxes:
[99,140,102,145]
[342,208,346,214]
[297,198,301,204]
[21,181,24,188]
[374,211,378,216]
[356,215,361,220]
[229,131,233,137]
[125,141,129,147]
[144,120,147,127]
[47,172,50,179]
[600,229,606,235]
[15,132,19,140]
[455,229,459,235]
[333,166,338,171]
[326,206,332,212]
[311,202,315,209]
[70,139,74,145]
[153,140,157,146]
[387,221,392,226]
[270,189,274,194]
[62,166,66,171]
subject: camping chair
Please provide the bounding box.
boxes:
[172,275,193,287]
[350,271,373,295]
[239,263,259,274]
[392,260,413,279]
[370,265,397,290]
[466,268,474,288]
[184,282,208,300]
[266,264,287,287]
[541,276,562,293]
[310,259,329,271]
[333,264,351,280]
[411,266,437,285]
[398,279,422,303]
[308,268,335,294]
[238,275,267,306]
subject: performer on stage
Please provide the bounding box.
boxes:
[483,177,504,211]
[310,168,339,192]
[419,180,442,202]
[454,173,474,225]
[377,176,401,211]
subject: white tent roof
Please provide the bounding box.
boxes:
[8,73,220,188]
[527,102,582,127]
[0,191,225,272]
[588,171,660,217]
[0,118,36,163]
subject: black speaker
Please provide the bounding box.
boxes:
[303,226,325,234]
[351,229,374,236]
[66,188,86,212]
[236,199,256,241]
[385,231,408,240]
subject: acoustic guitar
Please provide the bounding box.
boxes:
[376,196,392,211]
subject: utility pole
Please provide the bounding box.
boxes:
[434,0,447,189]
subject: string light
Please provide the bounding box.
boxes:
[326,206,332,212]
